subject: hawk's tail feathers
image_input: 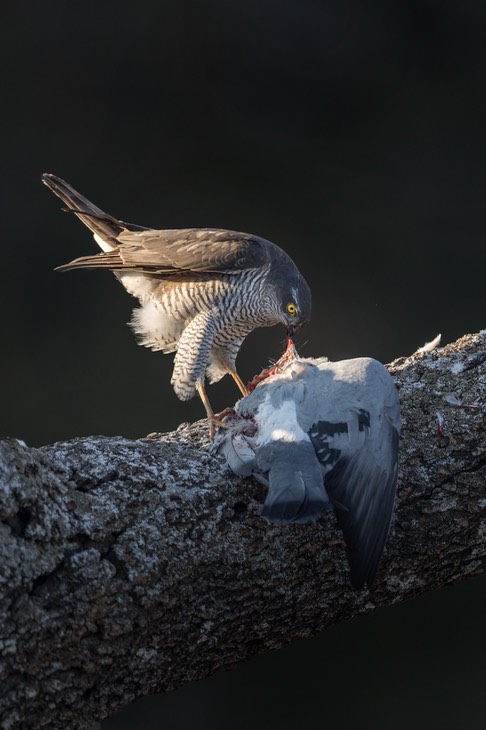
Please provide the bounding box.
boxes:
[42,173,148,250]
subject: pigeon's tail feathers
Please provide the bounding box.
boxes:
[258,441,331,524]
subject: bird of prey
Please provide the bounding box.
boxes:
[213,350,400,588]
[42,174,311,431]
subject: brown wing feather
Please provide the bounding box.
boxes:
[44,173,274,275]
[55,252,123,272]
[115,229,273,273]
[55,230,273,274]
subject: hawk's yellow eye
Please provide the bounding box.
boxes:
[286,303,297,316]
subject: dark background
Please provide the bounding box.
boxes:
[2,0,486,727]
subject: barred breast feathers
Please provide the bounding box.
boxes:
[124,274,230,353]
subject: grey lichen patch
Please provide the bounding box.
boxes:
[385,332,486,602]
[0,439,76,597]
[389,332,485,473]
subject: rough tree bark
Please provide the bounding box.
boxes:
[1,332,485,730]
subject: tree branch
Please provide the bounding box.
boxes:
[1,332,485,730]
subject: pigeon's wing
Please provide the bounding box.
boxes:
[305,357,401,588]
[324,421,399,589]
[257,441,332,524]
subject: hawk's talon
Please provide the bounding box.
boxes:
[210,417,232,430]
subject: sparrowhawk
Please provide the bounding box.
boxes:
[213,347,400,588]
[42,174,311,431]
